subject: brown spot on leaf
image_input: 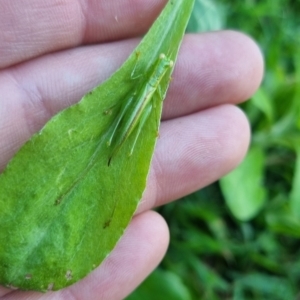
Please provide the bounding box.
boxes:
[103,219,111,229]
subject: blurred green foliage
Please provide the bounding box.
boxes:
[127,0,300,299]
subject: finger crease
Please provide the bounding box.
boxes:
[8,71,53,135]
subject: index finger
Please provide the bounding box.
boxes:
[0,0,166,68]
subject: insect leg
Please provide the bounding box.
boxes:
[153,87,164,134]
[131,51,143,80]
[128,103,153,156]
[106,96,134,147]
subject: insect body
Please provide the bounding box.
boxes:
[107,53,174,165]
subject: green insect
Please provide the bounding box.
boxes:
[106,53,174,165]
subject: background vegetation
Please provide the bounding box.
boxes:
[127,0,300,299]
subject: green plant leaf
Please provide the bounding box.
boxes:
[0,0,194,292]
[289,146,300,218]
[186,0,225,32]
[125,269,192,300]
[251,87,274,123]
[233,273,295,300]
[220,146,266,221]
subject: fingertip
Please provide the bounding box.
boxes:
[224,30,264,100]
[164,30,264,119]
[216,104,251,170]
[144,104,252,208]
[67,211,169,300]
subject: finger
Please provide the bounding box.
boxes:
[137,104,251,213]
[0,31,261,170]
[0,0,166,68]
[0,211,169,300]
[163,31,264,119]
[0,287,11,298]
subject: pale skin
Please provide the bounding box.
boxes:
[0,0,263,299]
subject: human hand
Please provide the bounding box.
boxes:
[0,0,263,299]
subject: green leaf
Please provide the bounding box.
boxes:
[126,269,192,300]
[233,273,295,300]
[251,87,274,123]
[186,0,225,32]
[289,146,300,218]
[220,146,266,221]
[266,209,300,238]
[0,0,195,292]
[187,256,229,293]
